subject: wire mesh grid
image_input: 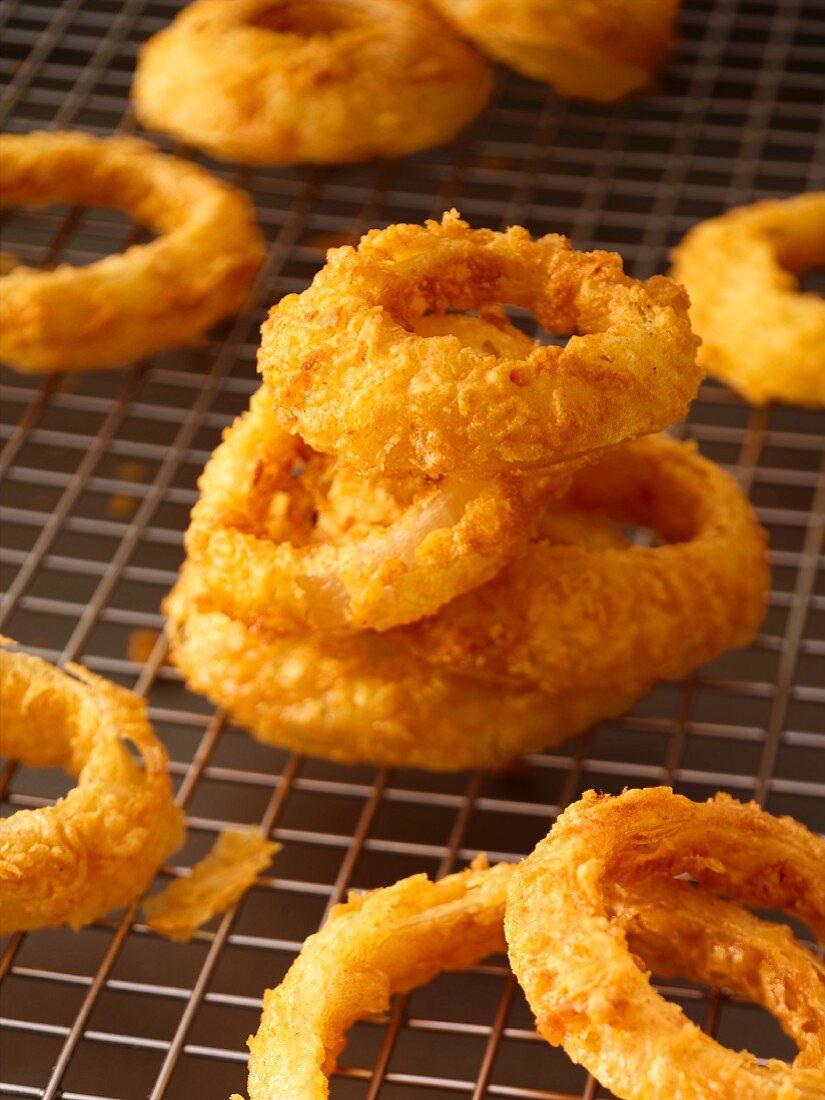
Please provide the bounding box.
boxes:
[1,0,824,1096]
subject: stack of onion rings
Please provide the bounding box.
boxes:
[167,431,767,770]
[0,130,264,373]
[671,192,825,407]
[163,214,771,772]
[430,0,681,102]
[506,787,825,1099]
[166,562,643,771]
[231,790,824,1099]
[132,0,491,165]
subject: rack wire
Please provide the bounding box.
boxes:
[1,0,824,1096]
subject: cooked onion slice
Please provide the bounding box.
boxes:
[165,563,641,771]
[132,0,491,165]
[506,787,825,1100]
[185,385,560,633]
[671,191,825,407]
[0,130,264,373]
[430,0,680,102]
[259,211,702,477]
[232,801,824,1099]
[0,641,184,932]
[233,858,512,1099]
[397,433,769,695]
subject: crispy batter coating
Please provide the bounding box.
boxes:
[0,130,264,373]
[144,830,279,943]
[506,788,825,1100]
[0,643,184,933]
[259,212,702,477]
[132,0,491,165]
[430,0,679,101]
[186,385,566,633]
[165,564,644,771]
[608,878,825,1073]
[167,435,766,770]
[233,828,824,1098]
[671,192,825,406]
[233,858,513,1100]
[397,434,769,692]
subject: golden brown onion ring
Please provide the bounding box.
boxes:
[259,212,702,477]
[608,877,825,1074]
[132,0,491,165]
[164,564,644,771]
[506,787,825,1100]
[0,642,184,933]
[397,433,769,693]
[0,130,264,373]
[233,841,825,1098]
[232,858,512,1100]
[671,192,825,407]
[168,436,766,770]
[185,385,564,633]
[430,0,680,101]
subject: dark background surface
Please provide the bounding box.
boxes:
[1,0,824,1096]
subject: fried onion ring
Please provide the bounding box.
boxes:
[185,385,564,633]
[168,436,766,769]
[165,564,645,771]
[430,0,680,101]
[132,0,491,165]
[233,833,825,1098]
[0,130,264,373]
[0,642,184,933]
[397,433,769,692]
[506,787,825,1100]
[608,877,825,1074]
[235,858,513,1100]
[259,212,702,477]
[671,192,825,407]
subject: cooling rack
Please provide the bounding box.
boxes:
[1,0,824,1097]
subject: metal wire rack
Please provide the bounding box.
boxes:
[1,0,824,1097]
